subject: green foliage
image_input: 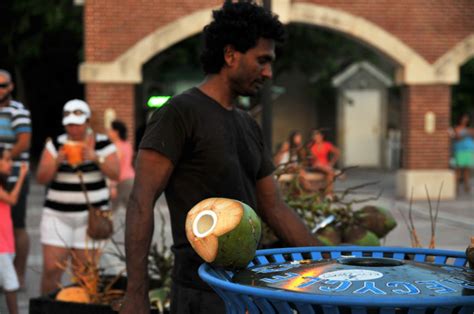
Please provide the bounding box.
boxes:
[144,34,203,83]
[276,23,391,76]
[0,0,84,161]
[0,0,83,65]
[275,23,395,100]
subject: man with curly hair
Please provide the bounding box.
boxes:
[122,2,320,313]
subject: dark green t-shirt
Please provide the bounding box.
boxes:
[139,87,274,290]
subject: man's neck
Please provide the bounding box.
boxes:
[0,97,10,108]
[198,75,236,110]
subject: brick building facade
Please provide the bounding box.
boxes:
[79,0,474,199]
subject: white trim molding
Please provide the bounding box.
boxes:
[332,61,393,87]
[79,7,217,83]
[433,34,474,84]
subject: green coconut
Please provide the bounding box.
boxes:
[342,225,380,246]
[315,225,342,246]
[354,205,397,238]
[185,198,261,269]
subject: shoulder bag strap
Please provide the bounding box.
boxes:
[77,170,93,212]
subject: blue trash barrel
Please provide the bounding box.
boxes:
[199,246,474,314]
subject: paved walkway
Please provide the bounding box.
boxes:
[1,169,472,313]
[334,168,473,252]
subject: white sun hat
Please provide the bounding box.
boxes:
[62,99,91,126]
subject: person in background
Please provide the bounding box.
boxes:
[453,113,474,193]
[308,129,340,196]
[288,130,307,165]
[281,131,312,189]
[0,69,31,289]
[36,99,119,294]
[108,120,135,212]
[0,148,28,314]
[273,140,290,166]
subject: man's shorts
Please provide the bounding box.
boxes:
[10,174,30,229]
[170,281,225,314]
[0,253,19,291]
[455,150,474,168]
[40,209,104,249]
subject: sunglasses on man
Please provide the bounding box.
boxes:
[63,110,87,117]
[0,83,11,89]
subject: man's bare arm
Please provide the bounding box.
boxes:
[11,132,31,159]
[256,175,321,247]
[122,149,174,313]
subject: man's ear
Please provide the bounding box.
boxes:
[223,45,237,67]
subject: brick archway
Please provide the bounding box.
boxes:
[80,7,218,83]
[289,3,434,85]
[80,0,474,200]
[80,3,451,85]
[434,34,474,82]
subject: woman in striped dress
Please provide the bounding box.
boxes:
[36,99,119,294]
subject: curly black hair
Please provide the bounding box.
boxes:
[111,120,128,141]
[456,112,471,125]
[200,1,285,74]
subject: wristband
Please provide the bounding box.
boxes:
[97,155,105,165]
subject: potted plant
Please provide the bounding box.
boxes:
[29,211,173,313]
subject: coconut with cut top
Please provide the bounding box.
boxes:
[185,198,261,269]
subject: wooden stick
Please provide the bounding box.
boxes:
[408,188,422,247]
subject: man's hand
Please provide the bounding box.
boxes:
[82,144,98,162]
[19,162,28,178]
[110,185,118,200]
[119,292,150,314]
[256,175,321,247]
[56,147,67,166]
[11,132,30,159]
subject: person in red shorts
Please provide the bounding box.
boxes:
[308,130,340,196]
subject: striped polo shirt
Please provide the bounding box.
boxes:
[0,100,32,182]
[44,133,116,212]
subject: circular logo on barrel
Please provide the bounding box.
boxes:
[319,269,383,281]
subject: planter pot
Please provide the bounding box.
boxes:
[29,277,167,314]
